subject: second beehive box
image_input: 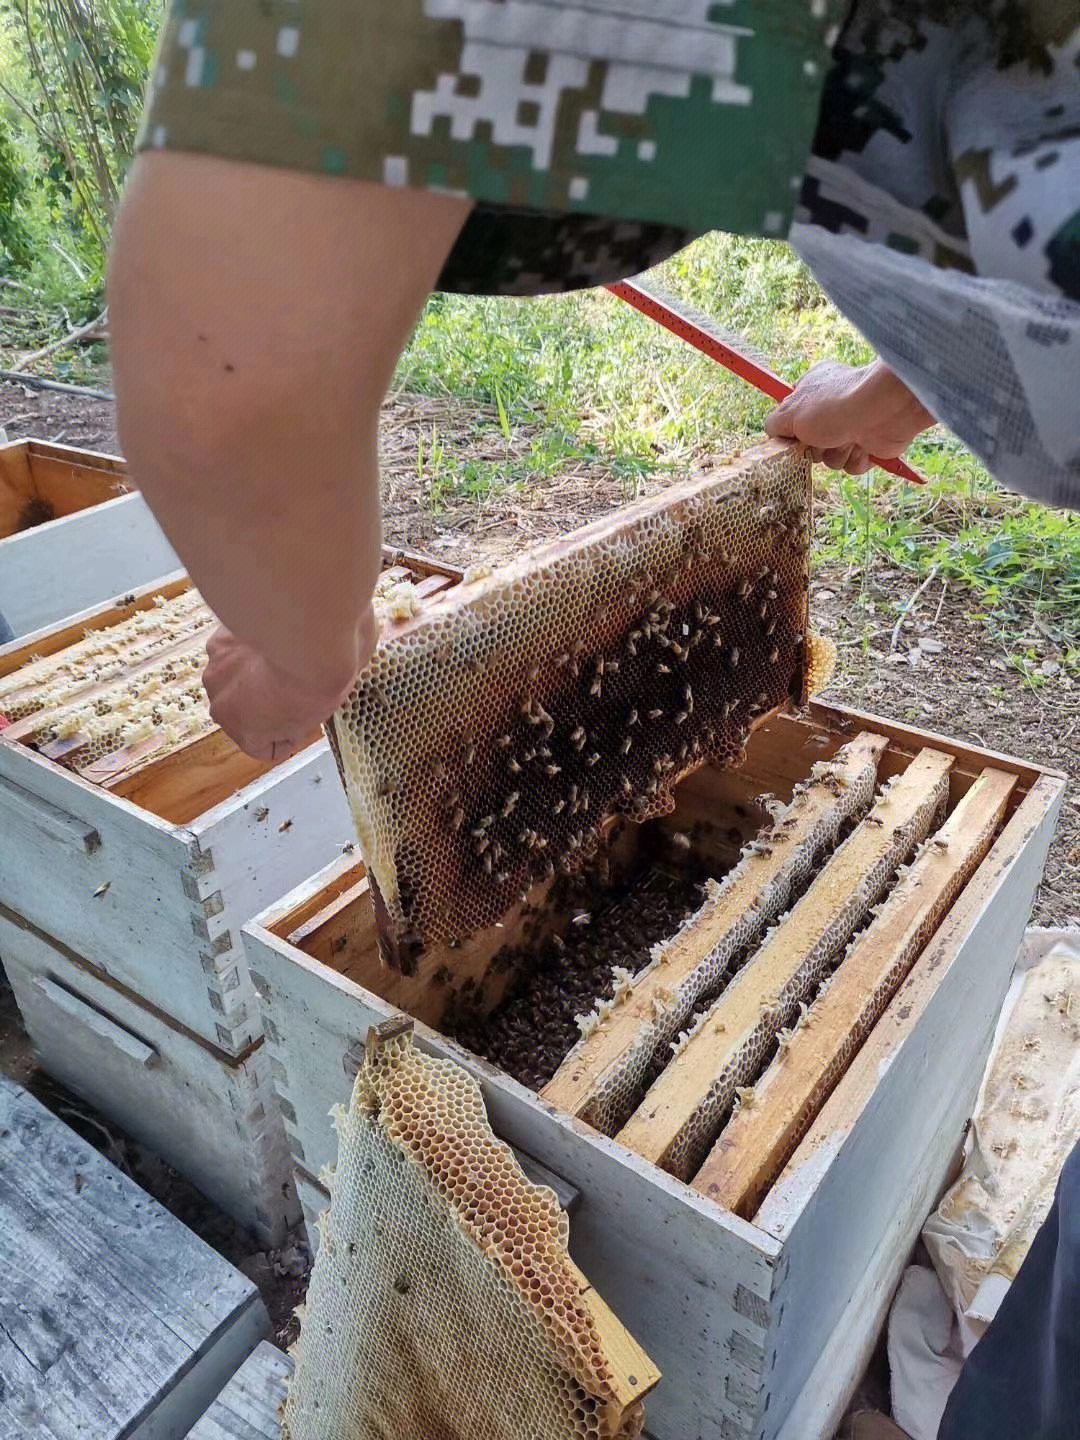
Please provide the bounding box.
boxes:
[242,702,1062,1439]
[0,438,179,639]
[0,553,461,1242]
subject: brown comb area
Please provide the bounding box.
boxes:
[331,440,812,966]
[282,1026,658,1440]
[17,495,58,531]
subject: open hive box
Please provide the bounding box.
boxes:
[243,441,1063,1438]
[0,549,462,1242]
[0,439,178,638]
[247,709,1062,1439]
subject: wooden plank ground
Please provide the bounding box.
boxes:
[0,1075,268,1440]
[187,1342,292,1440]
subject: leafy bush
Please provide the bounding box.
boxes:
[0,0,161,306]
[0,112,33,269]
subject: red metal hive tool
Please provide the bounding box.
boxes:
[608,278,927,487]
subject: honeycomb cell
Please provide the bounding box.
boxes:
[284,1030,654,1440]
[330,442,813,965]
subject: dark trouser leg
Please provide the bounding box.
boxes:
[938,1140,1080,1439]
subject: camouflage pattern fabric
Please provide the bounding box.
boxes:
[138,0,1080,506]
[793,0,1080,507]
[137,0,846,292]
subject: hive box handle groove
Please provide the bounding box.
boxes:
[0,773,101,853]
[31,975,158,1067]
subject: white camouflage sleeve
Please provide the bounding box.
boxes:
[792,1,1080,510]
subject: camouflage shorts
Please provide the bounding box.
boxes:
[137,0,845,293]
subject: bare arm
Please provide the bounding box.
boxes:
[108,152,469,756]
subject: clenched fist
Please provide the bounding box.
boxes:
[765,359,935,474]
[203,625,358,761]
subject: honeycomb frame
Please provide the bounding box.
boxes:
[331,440,816,966]
[283,1021,658,1440]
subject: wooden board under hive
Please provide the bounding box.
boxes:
[0,439,179,640]
[0,552,463,1243]
[0,1074,269,1440]
[243,703,1063,1440]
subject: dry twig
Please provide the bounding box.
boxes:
[10,308,108,374]
[890,564,941,653]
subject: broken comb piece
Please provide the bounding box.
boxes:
[330,440,818,965]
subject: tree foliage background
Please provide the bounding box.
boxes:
[0,0,161,313]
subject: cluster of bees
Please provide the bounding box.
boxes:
[0,589,215,768]
[331,449,814,964]
[446,859,713,1089]
[433,564,802,923]
[42,650,211,763]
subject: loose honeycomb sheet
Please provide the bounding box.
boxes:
[284,1029,656,1440]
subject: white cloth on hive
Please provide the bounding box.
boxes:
[921,930,1080,1329]
[887,1266,965,1440]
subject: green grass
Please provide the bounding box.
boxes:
[397,232,1080,657]
[4,224,1078,659]
[397,234,874,461]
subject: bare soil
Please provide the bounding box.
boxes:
[1,379,120,451]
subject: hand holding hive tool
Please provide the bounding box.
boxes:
[607,279,927,487]
[328,442,834,969]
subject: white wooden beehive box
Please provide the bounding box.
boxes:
[0,554,462,1243]
[0,438,179,639]
[241,702,1063,1440]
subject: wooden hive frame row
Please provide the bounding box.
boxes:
[541,732,891,1134]
[611,748,960,1181]
[0,548,461,800]
[521,737,1018,1201]
[696,764,1016,1217]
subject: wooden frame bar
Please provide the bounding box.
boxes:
[694,765,1016,1217]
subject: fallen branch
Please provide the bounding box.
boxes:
[890,564,941,653]
[10,308,108,374]
[0,369,114,401]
